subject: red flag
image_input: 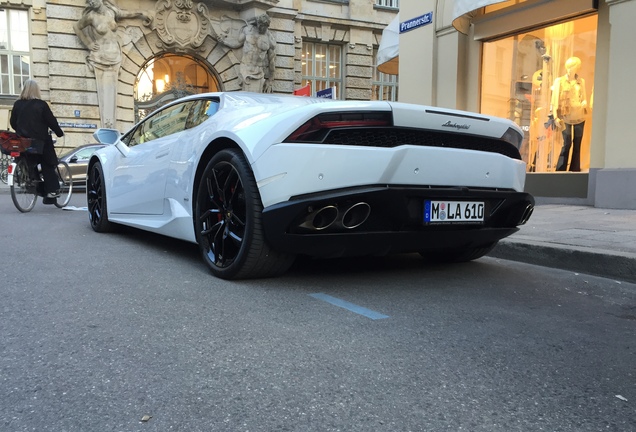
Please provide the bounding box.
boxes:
[293,84,311,97]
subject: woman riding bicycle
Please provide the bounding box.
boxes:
[10,79,64,203]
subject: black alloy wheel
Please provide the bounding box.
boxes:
[195,149,294,280]
[87,162,112,233]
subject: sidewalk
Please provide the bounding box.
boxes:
[2,180,635,283]
[489,204,636,284]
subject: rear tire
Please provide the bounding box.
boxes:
[419,242,498,263]
[87,162,113,232]
[195,149,295,280]
[10,158,37,213]
[54,161,73,208]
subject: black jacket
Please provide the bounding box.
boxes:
[10,99,64,140]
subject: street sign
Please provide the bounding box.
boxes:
[400,12,433,34]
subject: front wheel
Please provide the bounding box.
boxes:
[419,242,498,263]
[195,149,295,280]
[54,161,73,208]
[87,161,113,232]
[10,158,37,213]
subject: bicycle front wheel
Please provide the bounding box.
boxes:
[10,158,37,212]
[54,161,73,208]
[1,168,8,184]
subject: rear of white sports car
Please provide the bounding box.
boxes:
[249,100,534,261]
[87,92,532,279]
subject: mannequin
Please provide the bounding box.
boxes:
[550,56,588,171]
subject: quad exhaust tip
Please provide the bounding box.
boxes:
[299,205,339,230]
[519,203,534,225]
[299,202,371,231]
[340,202,371,229]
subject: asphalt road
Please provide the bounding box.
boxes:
[1,194,636,432]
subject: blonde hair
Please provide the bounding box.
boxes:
[19,79,42,100]
[565,57,581,71]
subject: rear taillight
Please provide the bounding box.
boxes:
[501,126,523,149]
[284,112,392,143]
[7,164,13,174]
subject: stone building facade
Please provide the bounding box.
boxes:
[0,0,398,151]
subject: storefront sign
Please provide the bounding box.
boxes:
[400,12,433,34]
[59,122,97,129]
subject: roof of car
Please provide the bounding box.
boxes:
[59,143,105,158]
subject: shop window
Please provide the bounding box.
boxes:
[481,15,597,173]
[0,9,30,95]
[134,53,219,122]
[372,48,398,101]
[301,42,342,99]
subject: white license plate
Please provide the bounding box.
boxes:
[424,201,485,224]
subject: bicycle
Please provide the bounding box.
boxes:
[1,131,72,212]
[1,167,7,184]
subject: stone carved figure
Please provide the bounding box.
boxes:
[74,0,150,128]
[217,14,277,93]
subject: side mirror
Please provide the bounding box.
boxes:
[70,156,78,163]
[93,128,129,157]
[93,128,120,144]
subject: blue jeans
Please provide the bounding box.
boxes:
[557,121,585,172]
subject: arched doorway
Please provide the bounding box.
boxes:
[134,53,221,122]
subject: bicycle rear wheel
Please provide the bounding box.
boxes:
[54,161,73,208]
[1,168,7,184]
[10,158,37,212]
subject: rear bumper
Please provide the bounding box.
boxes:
[262,185,534,258]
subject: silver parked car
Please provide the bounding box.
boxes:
[58,144,106,186]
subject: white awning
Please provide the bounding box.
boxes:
[376,14,399,75]
[452,0,508,34]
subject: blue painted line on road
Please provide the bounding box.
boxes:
[309,293,390,320]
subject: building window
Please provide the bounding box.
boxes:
[134,53,219,122]
[0,9,30,95]
[372,49,398,101]
[376,0,399,8]
[301,42,342,99]
[481,15,597,173]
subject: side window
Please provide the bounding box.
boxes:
[122,102,192,146]
[146,102,190,140]
[123,123,145,147]
[74,147,101,160]
[185,99,220,129]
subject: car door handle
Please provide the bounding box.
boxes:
[156,151,169,159]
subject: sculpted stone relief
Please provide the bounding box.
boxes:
[74,0,278,127]
[74,0,151,128]
[215,14,277,93]
[154,0,212,50]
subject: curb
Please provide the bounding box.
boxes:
[489,238,636,284]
